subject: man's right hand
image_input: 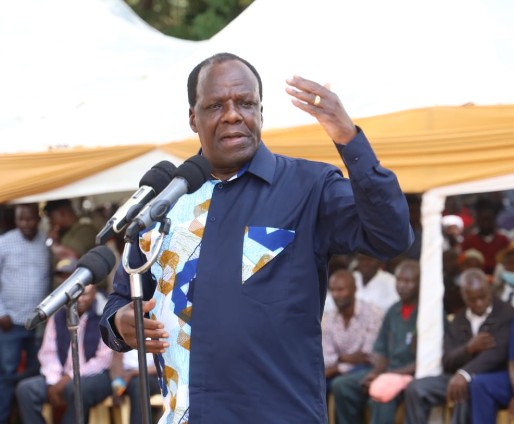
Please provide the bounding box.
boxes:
[48,375,71,406]
[0,315,13,332]
[360,370,379,391]
[113,299,169,354]
[466,332,496,355]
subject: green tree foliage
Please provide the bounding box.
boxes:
[124,0,254,40]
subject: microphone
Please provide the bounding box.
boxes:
[25,245,116,330]
[124,155,212,242]
[95,161,177,245]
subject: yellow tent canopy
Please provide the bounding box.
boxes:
[1,104,514,203]
[163,104,514,193]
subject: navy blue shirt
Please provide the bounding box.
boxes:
[101,130,413,423]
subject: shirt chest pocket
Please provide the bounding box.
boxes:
[241,226,295,304]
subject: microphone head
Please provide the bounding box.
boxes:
[77,246,116,284]
[139,161,177,194]
[174,155,212,194]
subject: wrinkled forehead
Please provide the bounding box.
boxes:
[198,60,259,96]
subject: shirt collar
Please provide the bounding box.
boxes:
[466,305,493,322]
[245,141,276,185]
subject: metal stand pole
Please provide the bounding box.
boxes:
[122,221,169,424]
[129,272,152,424]
[66,301,84,424]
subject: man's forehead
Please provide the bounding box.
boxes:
[199,60,257,88]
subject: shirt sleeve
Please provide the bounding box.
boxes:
[100,241,156,351]
[363,306,385,355]
[322,315,338,368]
[38,317,64,385]
[319,130,413,260]
[76,337,113,377]
[373,307,392,358]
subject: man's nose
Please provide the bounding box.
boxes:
[222,101,242,122]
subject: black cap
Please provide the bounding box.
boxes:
[43,199,72,215]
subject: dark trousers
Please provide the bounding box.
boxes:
[331,368,402,424]
[470,371,512,424]
[125,375,161,424]
[15,371,112,424]
[0,325,40,424]
[404,375,469,424]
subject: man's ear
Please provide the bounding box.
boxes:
[189,108,197,133]
[260,105,264,128]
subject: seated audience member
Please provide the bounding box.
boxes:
[459,249,485,271]
[461,197,510,275]
[331,259,420,424]
[110,350,162,424]
[353,253,399,313]
[404,268,514,424]
[442,214,465,252]
[444,196,475,234]
[322,270,384,397]
[497,243,514,306]
[15,285,112,424]
[43,199,98,263]
[443,248,488,315]
[443,249,465,315]
[324,254,353,314]
[468,321,514,423]
[328,254,352,276]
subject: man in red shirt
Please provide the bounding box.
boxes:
[461,197,509,275]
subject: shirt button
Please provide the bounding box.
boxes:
[217,183,223,189]
[210,217,216,222]
[353,156,359,162]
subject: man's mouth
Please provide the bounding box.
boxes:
[220,132,246,143]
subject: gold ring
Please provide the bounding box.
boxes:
[313,95,321,106]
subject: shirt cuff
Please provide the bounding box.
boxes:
[333,126,362,152]
[107,312,132,351]
[456,369,472,383]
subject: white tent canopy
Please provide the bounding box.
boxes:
[0,0,203,153]
[179,0,514,130]
[2,0,514,154]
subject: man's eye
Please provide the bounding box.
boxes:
[207,103,222,110]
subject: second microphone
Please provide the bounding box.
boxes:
[124,155,212,242]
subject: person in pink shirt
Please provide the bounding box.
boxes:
[15,285,112,424]
[322,270,384,398]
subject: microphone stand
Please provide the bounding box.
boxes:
[122,219,170,424]
[66,298,85,424]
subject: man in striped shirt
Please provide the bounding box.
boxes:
[0,203,51,424]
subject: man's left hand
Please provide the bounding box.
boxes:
[285,76,357,145]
